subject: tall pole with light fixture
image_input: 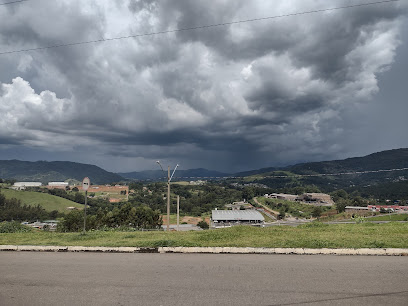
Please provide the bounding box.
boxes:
[156,161,179,232]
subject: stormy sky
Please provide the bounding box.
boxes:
[0,0,407,173]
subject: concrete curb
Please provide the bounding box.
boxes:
[1,245,408,255]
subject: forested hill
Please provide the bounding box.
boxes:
[118,168,230,181]
[233,148,408,177]
[285,148,408,174]
[0,160,124,184]
[232,148,408,192]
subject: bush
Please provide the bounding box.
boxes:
[197,220,209,229]
[0,221,32,233]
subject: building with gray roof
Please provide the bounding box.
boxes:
[211,209,264,227]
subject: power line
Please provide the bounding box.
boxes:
[0,0,399,55]
[0,0,29,6]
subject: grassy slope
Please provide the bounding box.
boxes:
[366,214,408,221]
[1,223,407,248]
[0,189,83,213]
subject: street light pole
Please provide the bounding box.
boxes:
[167,166,170,232]
[83,190,87,234]
[157,161,179,232]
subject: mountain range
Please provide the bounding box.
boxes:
[0,148,407,187]
[234,148,408,192]
[0,160,123,185]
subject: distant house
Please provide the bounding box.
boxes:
[12,182,42,190]
[368,205,408,213]
[267,193,298,201]
[225,201,248,210]
[296,193,334,206]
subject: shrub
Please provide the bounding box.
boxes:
[197,220,209,229]
[0,221,32,233]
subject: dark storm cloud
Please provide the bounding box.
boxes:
[0,0,407,172]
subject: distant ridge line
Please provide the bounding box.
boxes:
[150,167,408,180]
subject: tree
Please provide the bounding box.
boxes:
[278,209,286,220]
[242,187,255,201]
[72,187,79,192]
[331,189,348,202]
[352,196,366,207]
[197,220,209,229]
[335,198,349,213]
[312,207,322,219]
[58,210,83,232]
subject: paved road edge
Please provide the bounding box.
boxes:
[1,245,408,255]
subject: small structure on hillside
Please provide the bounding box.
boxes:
[225,201,249,210]
[296,193,334,206]
[368,205,408,213]
[267,193,298,201]
[211,210,264,228]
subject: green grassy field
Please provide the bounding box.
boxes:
[1,223,407,248]
[0,189,83,213]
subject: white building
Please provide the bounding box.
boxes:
[48,182,69,187]
[211,210,264,227]
[12,182,42,190]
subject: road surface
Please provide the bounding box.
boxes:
[1,252,407,305]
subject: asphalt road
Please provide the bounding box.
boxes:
[1,252,407,306]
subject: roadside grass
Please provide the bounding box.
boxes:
[1,223,407,248]
[366,214,408,222]
[0,189,83,213]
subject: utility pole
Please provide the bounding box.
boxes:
[83,190,87,234]
[157,161,179,232]
[82,177,90,235]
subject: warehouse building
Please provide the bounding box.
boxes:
[12,182,42,190]
[211,210,264,228]
[48,182,69,187]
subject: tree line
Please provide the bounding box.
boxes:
[0,192,60,222]
[58,203,162,232]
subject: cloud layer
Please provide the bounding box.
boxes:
[0,0,407,172]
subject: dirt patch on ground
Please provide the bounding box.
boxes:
[161,216,210,225]
[181,216,203,225]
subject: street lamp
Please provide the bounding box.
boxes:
[156,161,179,232]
